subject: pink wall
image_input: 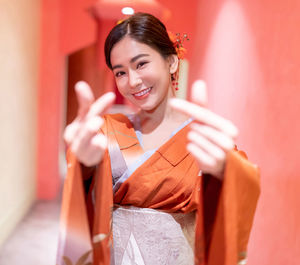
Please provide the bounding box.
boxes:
[190,0,300,264]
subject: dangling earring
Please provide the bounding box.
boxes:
[171,72,179,91]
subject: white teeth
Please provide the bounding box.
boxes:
[134,87,151,97]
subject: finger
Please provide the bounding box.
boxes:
[75,81,95,118]
[86,92,116,119]
[187,131,226,161]
[75,133,107,167]
[71,116,104,152]
[187,143,216,168]
[190,80,208,106]
[90,133,107,150]
[190,123,235,151]
[169,98,238,138]
[64,119,80,145]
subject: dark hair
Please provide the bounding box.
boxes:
[104,12,177,69]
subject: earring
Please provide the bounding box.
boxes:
[171,73,179,91]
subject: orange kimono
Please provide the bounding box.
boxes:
[56,113,260,265]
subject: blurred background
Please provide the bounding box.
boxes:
[0,0,299,264]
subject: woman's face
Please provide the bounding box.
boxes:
[110,36,176,111]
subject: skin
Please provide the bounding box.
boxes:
[110,36,188,152]
[64,81,115,166]
[64,36,238,179]
[169,80,238,178]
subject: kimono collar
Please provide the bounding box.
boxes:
[105,113,191,167]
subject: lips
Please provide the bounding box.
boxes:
[132,87,152,99]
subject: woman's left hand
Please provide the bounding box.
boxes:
[169,80,239,180]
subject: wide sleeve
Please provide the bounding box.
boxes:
[56,150,94,265]
[206,150,260,265]
[56,115,114,265]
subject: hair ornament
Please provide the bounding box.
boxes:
[168,31,189,59]
[168,31,189,91]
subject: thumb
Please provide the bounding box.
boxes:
[190,80,208,107]
[75,81,95,118]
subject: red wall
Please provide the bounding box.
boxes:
[37,0,200,200]
[38,1,300,261]
[37,0,65,199]
[37,0,97,199]
[190,1,300,264]
[159,0,198,64]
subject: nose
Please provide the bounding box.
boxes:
[128,69,142,88]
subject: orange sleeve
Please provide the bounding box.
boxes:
[207,150,260,265]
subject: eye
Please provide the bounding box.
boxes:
[137,61,148,69]
[115,71,125,78]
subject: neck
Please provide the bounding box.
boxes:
[137,86,185,133]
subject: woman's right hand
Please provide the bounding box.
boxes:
[64,81,116,167]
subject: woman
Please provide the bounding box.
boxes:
[57,13,260,265]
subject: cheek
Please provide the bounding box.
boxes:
[115,78,128,95]
[157,70,171,88]
[151,63,171,83]
[145,68,164,85]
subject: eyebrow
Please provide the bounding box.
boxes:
[112,54,150,70]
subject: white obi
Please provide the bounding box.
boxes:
[111,205,195,265]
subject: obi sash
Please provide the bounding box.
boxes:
[112,205,196,264]
[56,113,260,265]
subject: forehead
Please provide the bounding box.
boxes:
[110,36,159,66]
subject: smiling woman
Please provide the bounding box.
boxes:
[110,36,177,112]
[57,12,260,265]
[106,12,179,114]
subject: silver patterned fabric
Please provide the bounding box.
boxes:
[111,206,195,265]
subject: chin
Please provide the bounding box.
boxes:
[127,96,156,111]
[137,103,156,111]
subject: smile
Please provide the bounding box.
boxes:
[132,87,152,99]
